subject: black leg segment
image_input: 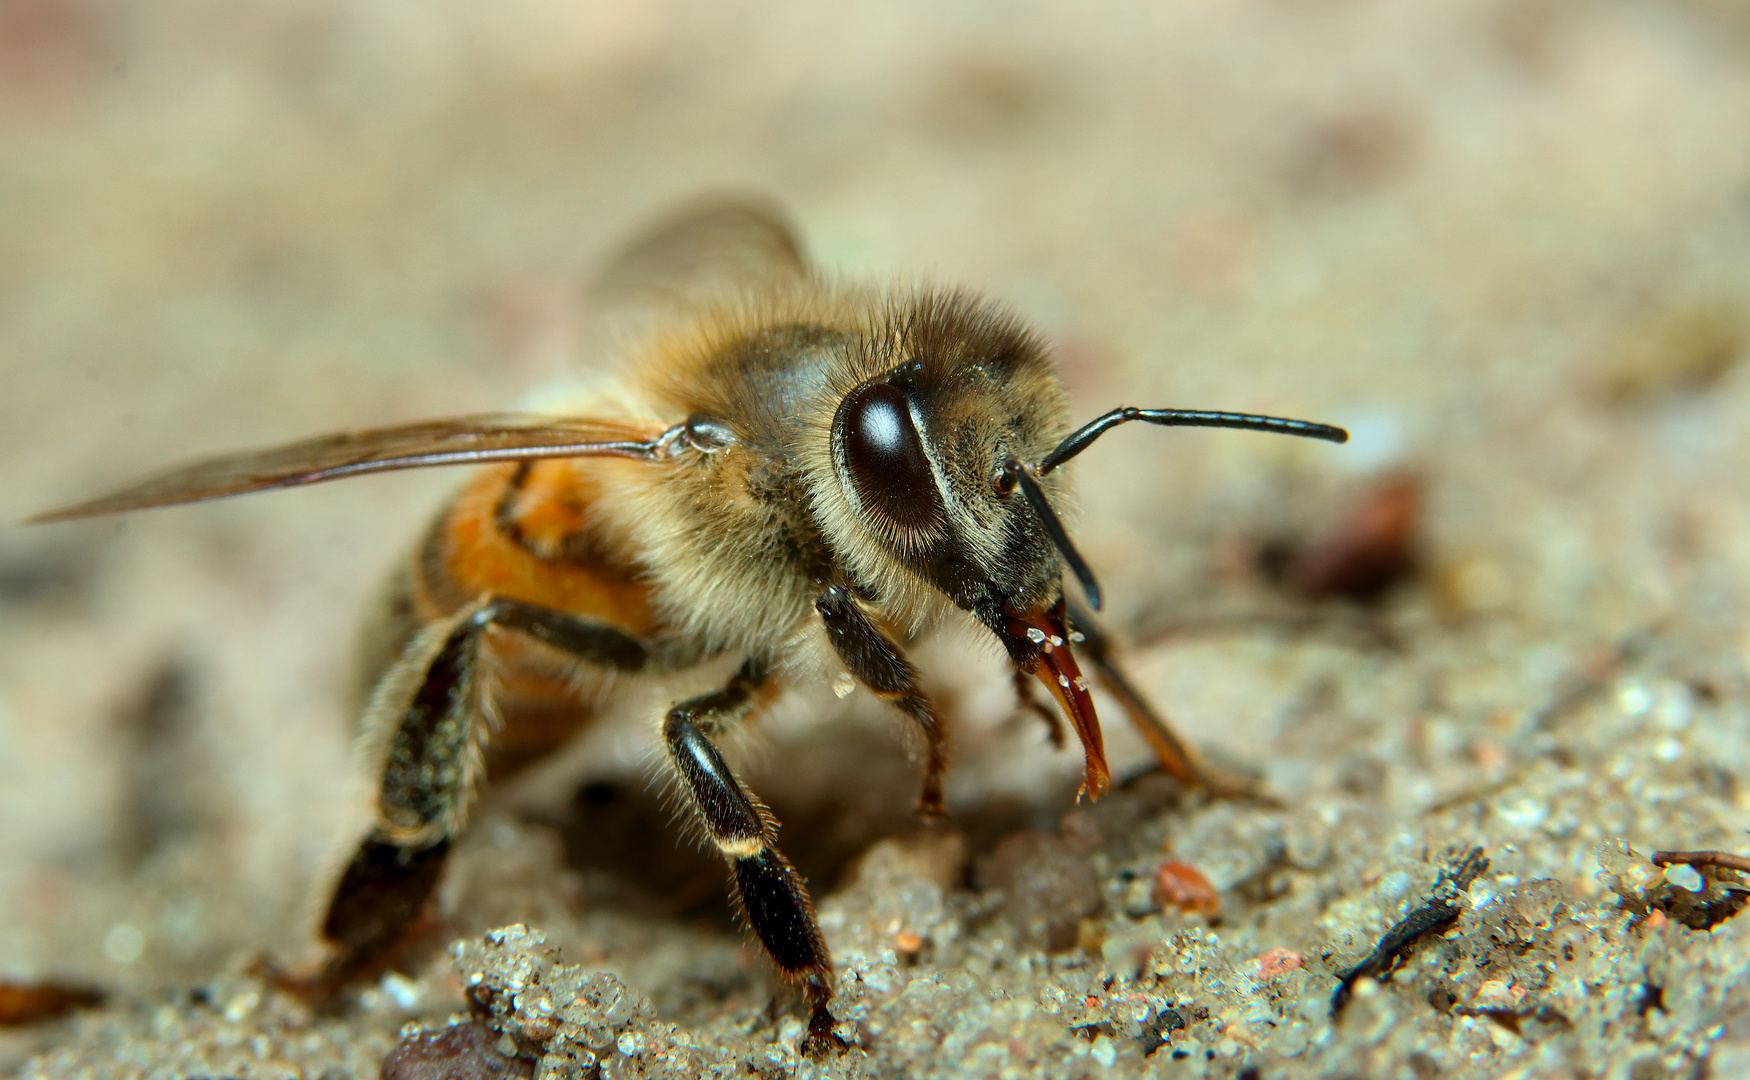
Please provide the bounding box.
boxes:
[321,837,453,957]
[733,848,830,978]
[665,706,768,853]
[374,611,487,842]
[660,662,842,1054]
[484,596,647,672]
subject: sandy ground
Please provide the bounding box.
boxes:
[4,1,1750,1077]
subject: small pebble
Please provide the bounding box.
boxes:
[1154,861,1221,916]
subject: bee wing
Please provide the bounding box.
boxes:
[588,194,808,311]
[31,414,671,522]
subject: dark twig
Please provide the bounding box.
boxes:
[1651,850,1750,874]
[1330,847,1489,1019]
[0,980,104,1026]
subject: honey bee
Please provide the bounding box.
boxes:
[33,198,1345,1053]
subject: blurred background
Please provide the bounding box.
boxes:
[3,0,1749,1069]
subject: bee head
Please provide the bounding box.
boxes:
[825,295,1078,633]
[817,289,1110,792]
[813,290,1349,799]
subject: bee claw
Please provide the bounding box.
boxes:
[800,1001,853,1059]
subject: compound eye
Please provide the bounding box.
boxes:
[840,382,943,533]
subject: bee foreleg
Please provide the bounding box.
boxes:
[1065,600,1264,801]
[1012,668,1066,748]
[816,584,949,818]
[661,660,845,1057]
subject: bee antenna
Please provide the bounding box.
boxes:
[1006,458,1103,612]
[1039,408,1348,475]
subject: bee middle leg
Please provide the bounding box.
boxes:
[314,595,649,991]
[661,659,844,1056]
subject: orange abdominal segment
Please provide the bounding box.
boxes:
[436,461,657,638]
[399,460,664,778]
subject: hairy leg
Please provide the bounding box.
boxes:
[660,659,845,1056]
[312,596,649,991]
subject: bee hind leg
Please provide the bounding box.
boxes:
[661,659,847,1057]
[304,596,651,998]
